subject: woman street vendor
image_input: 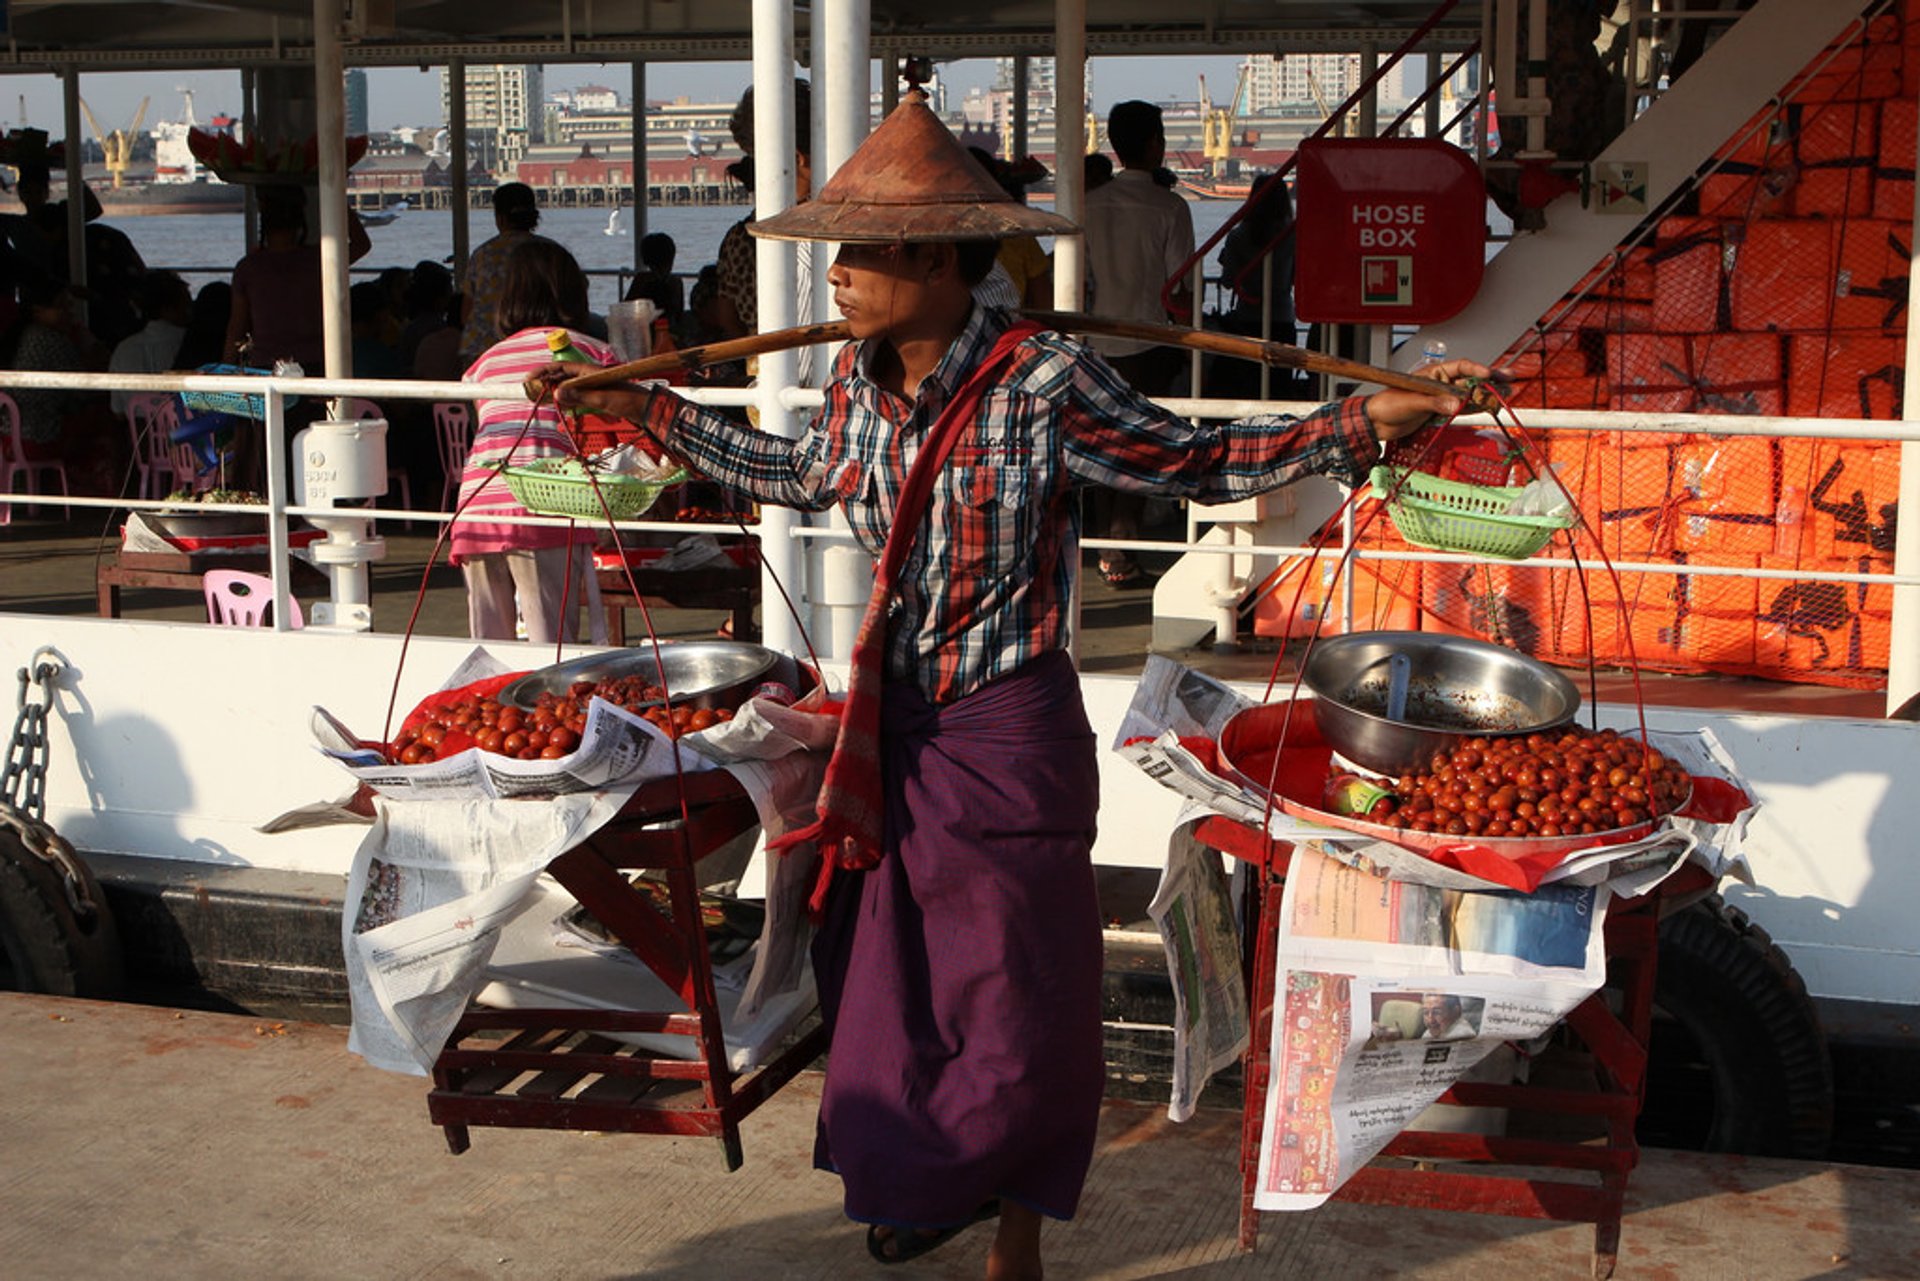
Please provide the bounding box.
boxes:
[553,93,1486,1281]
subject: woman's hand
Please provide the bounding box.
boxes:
[1364,357,1492,442]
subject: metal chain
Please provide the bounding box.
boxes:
[2,649,61,819]
[0,650,95,918]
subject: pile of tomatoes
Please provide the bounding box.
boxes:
[390,677,735,764]
[533,678,734,742]
[1369,726,1691,840]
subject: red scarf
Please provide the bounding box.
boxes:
[771,320,1044,903]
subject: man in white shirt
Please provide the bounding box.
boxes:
[1082,101,1196,587]
[107,271,191,416]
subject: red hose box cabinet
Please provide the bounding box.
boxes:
[1787,334,1905,419]
[1293,138,1487,324]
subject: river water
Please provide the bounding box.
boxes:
[111,201,1242,314]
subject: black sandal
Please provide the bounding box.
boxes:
[865,1200,1001,1265]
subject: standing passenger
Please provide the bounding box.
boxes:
[1082,101,1197,588]
[458,182,554,367]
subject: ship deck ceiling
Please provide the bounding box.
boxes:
[1,1,1481,68]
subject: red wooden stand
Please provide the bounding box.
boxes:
[428,770,826,1170]
[1196,815,1705,1281]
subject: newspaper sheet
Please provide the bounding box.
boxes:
[1146,816,1252,1122]
[1254,843,1625,1210]
[1115,657,1759,1195]
[334,650,830,1076]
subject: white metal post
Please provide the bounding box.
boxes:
[632,60,648,244]
[1053,0,1086,312]
[314,0,350,379]
[753,0,806,658]
[1891,72,1920,713]
[449,60,470,290]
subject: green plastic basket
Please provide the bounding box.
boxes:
[1368,465,1574,560]
[502,458,687,521]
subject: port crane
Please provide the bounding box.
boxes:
[79,95,149,189]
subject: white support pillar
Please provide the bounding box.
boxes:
[314,0,351,379]
[811,0,874,658]
[60,72,86,306]
[1890,72,1920,714]
[1052,0,1087,312]
[449,60,470,290]
[753,0,806,658]
[631,60,648,244]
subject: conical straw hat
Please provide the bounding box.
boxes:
[751,91,1079,243]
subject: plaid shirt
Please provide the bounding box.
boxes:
[663,304,1379,704]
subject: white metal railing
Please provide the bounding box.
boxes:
[3,368,1916,626]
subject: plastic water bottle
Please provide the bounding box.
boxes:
[1420,338,1448,368]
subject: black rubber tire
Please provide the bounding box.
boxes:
[1640,892,1833,1160]
[0,827,126,999]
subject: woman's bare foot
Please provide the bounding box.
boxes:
[985,1202,1043,1281]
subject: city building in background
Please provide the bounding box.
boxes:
[344,68,368,138]
[439,63,544,171]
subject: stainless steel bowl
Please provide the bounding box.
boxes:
[1301,631,1580,777]
[498,640,783,711]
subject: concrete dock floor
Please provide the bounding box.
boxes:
[4,993,1918,1281]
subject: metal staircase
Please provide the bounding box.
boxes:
[1400,0,1880,371]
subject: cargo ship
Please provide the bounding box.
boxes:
[92,90,244,217]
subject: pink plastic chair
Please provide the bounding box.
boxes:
[338,397,412,515]
[0,390,74,524]
[126,393,186,501]
[203,569,303,629]
[432,402,473,509]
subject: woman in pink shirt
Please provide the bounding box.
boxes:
[455,240,612,644]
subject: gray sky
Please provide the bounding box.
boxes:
[0,56,1245,140]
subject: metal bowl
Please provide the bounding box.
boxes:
[498,640,782,712]
[1301,631,1580,777]
[146,511,269,539]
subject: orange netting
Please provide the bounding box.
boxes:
[1256,5,1910,689]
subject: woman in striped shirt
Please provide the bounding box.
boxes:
[455,240,610,644]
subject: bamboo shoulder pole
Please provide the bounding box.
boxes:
[524,320,854,399]
[1023,310,1499,412]
[533,312,1492,413]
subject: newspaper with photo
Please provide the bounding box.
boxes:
[1115,657,1758,1199]
[1253,843,1621,1209]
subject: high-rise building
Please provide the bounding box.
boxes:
[1241,53,1365,114]
[344,69,368,137]
[439,64,546,171]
